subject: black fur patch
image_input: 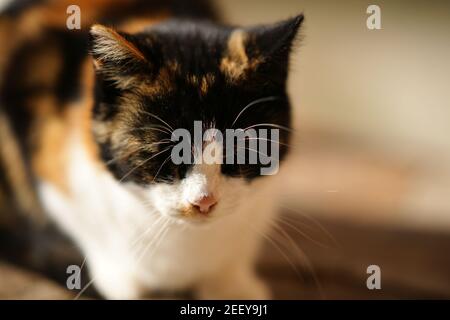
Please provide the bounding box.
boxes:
[92,16,303,184]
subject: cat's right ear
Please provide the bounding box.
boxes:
[89,25,151,88]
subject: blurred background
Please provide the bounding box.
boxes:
[0,0,449,299]
[217,0,450,299]
[218,0,450,230]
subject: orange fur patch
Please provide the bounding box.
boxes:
[220,30,262,82]
[187,73,215,95]
[200,73,215,95]
[31,58,100,194]
[31,95,70,193]
[91,24,147,62]
[0,112,44,222]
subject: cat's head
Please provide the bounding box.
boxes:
[89,15,303,223]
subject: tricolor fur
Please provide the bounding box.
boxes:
[0,0,303,299]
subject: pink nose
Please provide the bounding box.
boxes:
[190,195,218,214]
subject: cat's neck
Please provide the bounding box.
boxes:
[32,58,101,193]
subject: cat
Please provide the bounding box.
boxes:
[0,0,303,299]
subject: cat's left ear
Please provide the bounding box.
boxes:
[249,14,304,62]
[89,24,151,87]
[221,14,304,83]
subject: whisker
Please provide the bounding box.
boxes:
[135,218,171,265]
[269,219,325,298]
[243,123,293,132]
[151,154,172,183]
[119,146,172,182]
[131,215,164,248]
[236,211,304,281]
[231,96,280,128]
[254,226,304,280]
[241,137,292,148]
[276,216,331,249]
[280,205,339,247]
[140,110,175,132]
[74,277,95,300]
[105,141,172,166]
[126,126,173,136]
[133,218,166,264]
[146,223,172,260]
[236,146,269,159]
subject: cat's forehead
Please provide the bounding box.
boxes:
[136,22,263,84]
[90,16,302,184]
[91,15,303,98]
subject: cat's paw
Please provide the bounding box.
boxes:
[197,272,271,300]
[94,277,144,300]
[232,276,271,300]
[87,258,145,299]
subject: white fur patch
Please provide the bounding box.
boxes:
[38,134,277,299]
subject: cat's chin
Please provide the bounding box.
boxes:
[170,215,214,226]
[160,211,222,227]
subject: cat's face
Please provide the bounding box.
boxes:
[89,16,303,222]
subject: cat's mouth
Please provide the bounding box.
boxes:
[169,205,217,225]
[180,205,215,219]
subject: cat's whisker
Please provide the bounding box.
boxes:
[131,215,164,248]
[236,146,269,159]
[231,96,280,128]
[118,146,172,183]
[146,222,172,260]
[133,219,166,263]
[73,251,99,300]
[243,123,293,132]
[275,215,331,249]
[235,211,304,282]
[135,218,172,265]
[126,126,173,137]
[79,256,87,273]
[252,225,304,281]
[248,195,338,248]
[105,146,144,165]
[151,154,172,183]
[105,139,172,166]
[268,219,324,297]
[140,110,175,133]
[240,137,293,148]
[74,277,96,300]
[279,205,339,247]
[268,220,307,260]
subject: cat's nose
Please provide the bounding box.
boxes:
[189,194,218,214]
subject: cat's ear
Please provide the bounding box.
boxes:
[221,14,304,83]
[249,14,304,61]
[89,24,150,87]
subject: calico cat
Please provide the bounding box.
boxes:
[0,0,303,299]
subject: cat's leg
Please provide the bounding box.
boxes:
[196,261,270,300]
[86,253,146,300]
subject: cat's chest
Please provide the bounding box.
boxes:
[37,134,270,291]
[37,135,242,263]
[37,140,154,251]
[38,168,242,289]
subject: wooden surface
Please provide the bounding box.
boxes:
[0,262,73,299]
[259,214,450,299]
[1,212,450,299]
